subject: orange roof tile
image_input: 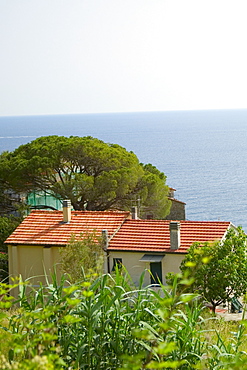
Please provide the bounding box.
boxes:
[5,210,232,253]
[169,197,186,205]
[5,210,130,246]
[108,220,231,253]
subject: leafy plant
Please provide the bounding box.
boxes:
[119,275,207,369]
[0,213,24,281]
[180,227,247,313]
[59,231,104,283]
[1,264,247,369]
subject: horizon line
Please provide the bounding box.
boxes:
[1,107,247,118]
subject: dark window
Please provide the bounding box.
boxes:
[112,258,123,271]
[150,262,162,284]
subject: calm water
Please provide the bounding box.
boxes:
[0,109,247,230]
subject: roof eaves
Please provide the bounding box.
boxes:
[108,247,187,254]
[169,197,186,205]
[221,222,239,241]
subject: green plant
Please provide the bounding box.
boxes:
[57,269,160,369]
[180,227,247,313]
[0,252,8,282]
[119,274,207,369]
[1,270,160,369]
[205,318,247,369]
[2,266,247,369]
[59,231,104,283]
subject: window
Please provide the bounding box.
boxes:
[112,258,123,271]
[150,262,163,284]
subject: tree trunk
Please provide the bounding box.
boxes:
[211,302,217,314]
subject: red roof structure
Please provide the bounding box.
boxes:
[5,210,232,253]
[5,210,130,246]
[108,219,231,253]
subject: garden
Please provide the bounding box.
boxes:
[1,266,247,370]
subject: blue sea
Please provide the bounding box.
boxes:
[0,109,247,231]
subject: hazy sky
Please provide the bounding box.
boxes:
[1,0,247,116]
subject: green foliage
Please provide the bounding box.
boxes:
[2,266,247,369]
[180,227,247,312]
[59,231,104,283]
[0,215,22,253]
[0,151,30,215]
[0,136,171,218]
[0,272,160,369]
[0,252,8,282]
[0,215,22,281]
[120,275,207,370]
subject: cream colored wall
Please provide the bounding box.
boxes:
[8,244,63,296]
[8,243,186,297]
[108,251,185,287]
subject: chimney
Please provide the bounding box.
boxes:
[169,221,180,250]
[131,206,138,220]
[63,200,71,223]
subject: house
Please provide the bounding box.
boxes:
[107,218,232,286]
[5,200,233,294]
[6,201,130,291]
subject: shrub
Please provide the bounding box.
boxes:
[1,268,247,369]
[59,231,104,283]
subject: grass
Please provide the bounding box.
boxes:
[1,271,247,369]
[0,322,13,358]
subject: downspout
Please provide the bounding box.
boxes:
[102,230,110,274]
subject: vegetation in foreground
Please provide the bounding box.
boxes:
[167,227,247,313]
[0,214,23,281]
[1,267,247,370]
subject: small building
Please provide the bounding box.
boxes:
[5,201,233,294]
[107,218,232,286]
[165,188,186,220]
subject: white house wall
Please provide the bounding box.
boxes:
[108,251,185,286]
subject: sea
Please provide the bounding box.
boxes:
[0,109,247,231]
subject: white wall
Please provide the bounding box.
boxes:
[108,251,185,287]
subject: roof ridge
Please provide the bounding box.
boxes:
[108,214,131,241]
[29,210,131,216]
[124,219,231,224]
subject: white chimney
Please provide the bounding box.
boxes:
[131,206,138,220]
[169,221,180,250]
[63,200,71,223]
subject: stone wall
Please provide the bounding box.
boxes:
[165,199,186,220]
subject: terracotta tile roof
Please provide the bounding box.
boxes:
[5,210,130,246]
[6,210,232,253]
[169,197,186,205]
[108,220,232,253]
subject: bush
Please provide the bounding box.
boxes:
[0,252,8,281]
[0,214,23,281]
[180,227,247,313]
[59,231,104,283]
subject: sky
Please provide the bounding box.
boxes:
[1,0,247,116]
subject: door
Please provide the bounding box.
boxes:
[150,262,162,284]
